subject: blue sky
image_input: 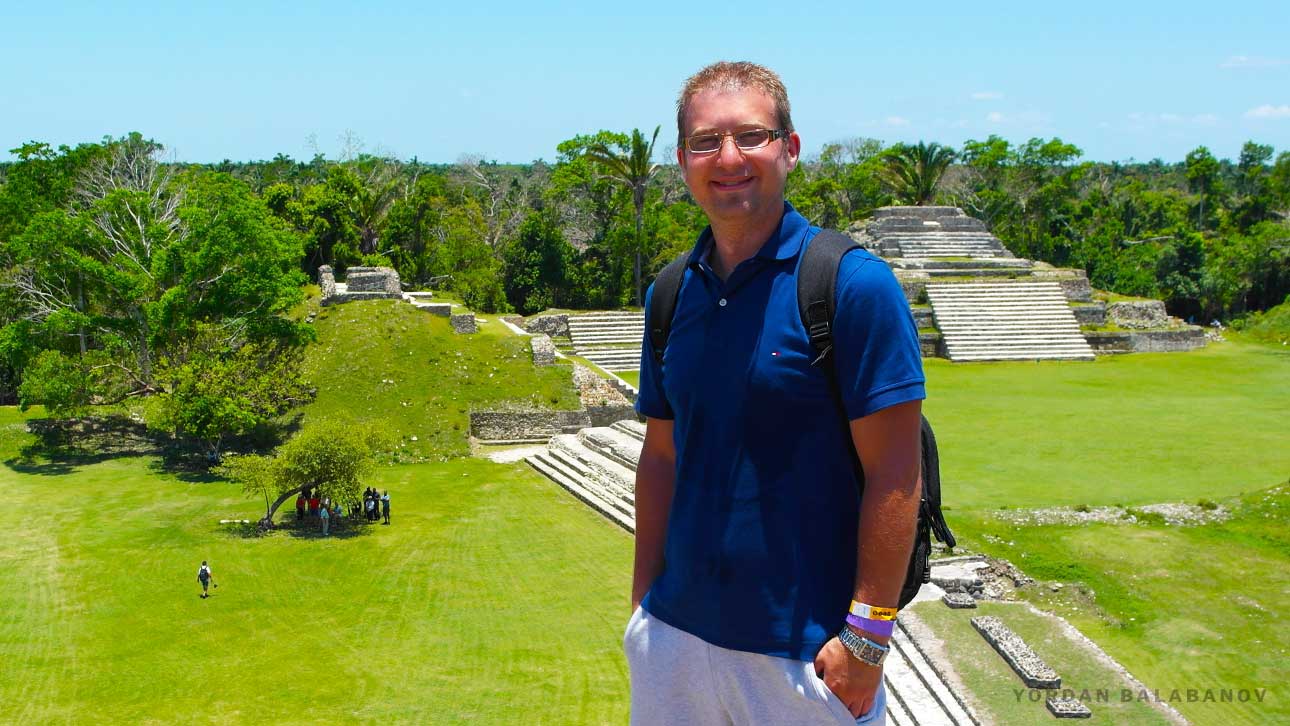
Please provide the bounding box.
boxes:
[3,1,1288,164]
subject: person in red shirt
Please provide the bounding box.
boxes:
[296,493,306,521]
[308,492,320,518]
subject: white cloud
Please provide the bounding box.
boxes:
[1220,55,1290,69]
[971,91,1004,101]
[1159,113,1182,123]
[986,111,1006,123]
[1244,104,1290,119]
[884,116,910,127]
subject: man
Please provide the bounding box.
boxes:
[197,560,215,599]
[626,62,925,726]
[381,490,391,525]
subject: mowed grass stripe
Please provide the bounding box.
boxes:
[0,442,633,725]
[923,342,1290,508]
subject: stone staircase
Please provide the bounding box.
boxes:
[566,312,644,372]
[885,232,1011,259]
[926,282,1095,362]
[526,419,979,726]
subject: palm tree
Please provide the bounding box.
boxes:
[882,141,957,205]
[585,126,661,306]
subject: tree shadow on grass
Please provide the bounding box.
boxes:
[5,415,163,476]
[5,413,305,482]
[218,516,378,540]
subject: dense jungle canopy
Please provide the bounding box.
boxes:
[2,131,1288,413]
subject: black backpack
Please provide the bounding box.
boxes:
[646,230,955,609]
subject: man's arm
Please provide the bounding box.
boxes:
[814,399,922,717]
[631,416,676,612]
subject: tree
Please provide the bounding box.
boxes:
[154,326,312,461]
[1184,146,1222,230]
[881,141,956,205]
[503,212,574,314]
[6,137,310,413]
[219,419,386,528]
[585,126,662,306]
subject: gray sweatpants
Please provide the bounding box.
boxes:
[624,607,886,726]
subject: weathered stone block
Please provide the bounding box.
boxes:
[418,303,451,317]
[1108,300,1168,329]
[531,334,557,366]
[344,266,401,293]
[450,313,477,334]
[1084,331,1132,354]
[1070,303,1107,326]
[971,615,1061,689]
[318,265,337,298]
[943,592,978,609]
[1046,697,1092,718]
[524,313,570,338]
[1130,327,1206,352]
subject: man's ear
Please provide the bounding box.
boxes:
[676,144,686,170]
[785,130,802,171]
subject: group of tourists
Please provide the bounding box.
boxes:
[293,488,349,536]
[363,487,391,525]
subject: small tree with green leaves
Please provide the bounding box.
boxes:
[882,141,957,206]
[218,419,386,529]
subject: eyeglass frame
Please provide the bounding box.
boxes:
[683,127,792,154]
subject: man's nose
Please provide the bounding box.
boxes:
[715,134,745,166]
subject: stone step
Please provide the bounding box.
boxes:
[526,453,635,532]
[549,434,637,498]
[947,351,1095,361]
[530,449,633,515]
[578,426,644,472]
[925,268,1031,277]
[927,282,1094,361]
[612,419,647,442]
[889,622,978,726]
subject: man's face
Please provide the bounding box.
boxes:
[677,87,801,226]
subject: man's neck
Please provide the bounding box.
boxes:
[707,208,783,280]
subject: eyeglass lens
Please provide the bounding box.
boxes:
[688,129,773,153]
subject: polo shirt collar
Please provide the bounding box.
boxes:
[687,201,811,267]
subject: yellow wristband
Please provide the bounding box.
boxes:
[849,601,898,621]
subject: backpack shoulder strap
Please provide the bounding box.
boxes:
[647,254,689,364]
[797,229,860,367]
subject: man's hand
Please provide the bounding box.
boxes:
[814,637,883,718]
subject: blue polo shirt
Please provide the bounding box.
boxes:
[636,202,925,661]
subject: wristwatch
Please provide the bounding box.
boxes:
[838,627,889,667]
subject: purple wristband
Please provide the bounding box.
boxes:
[846,613,895,637]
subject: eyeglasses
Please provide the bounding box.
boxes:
[684,128,790,154]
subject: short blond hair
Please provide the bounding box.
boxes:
[676,61,794,148]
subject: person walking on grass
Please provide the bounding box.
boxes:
[382,490,391,525]
[197,561,215,598]
[320,501,330,536]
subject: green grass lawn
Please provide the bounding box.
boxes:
[922,341,1290,508]
[4,312,1288,723]
[0,409,632,725]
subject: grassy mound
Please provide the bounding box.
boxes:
[299,300,579,461]
[1231,296,1290,346]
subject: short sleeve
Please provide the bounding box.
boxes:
[830,253,926,420]
[635,282,674,420]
